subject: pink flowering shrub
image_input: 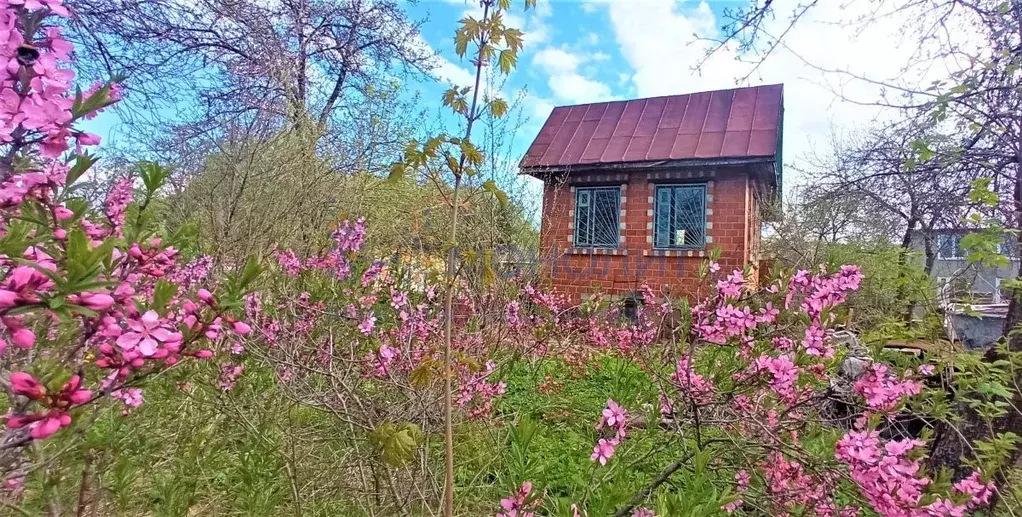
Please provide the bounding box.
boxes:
[536,263,1001,517]
[246,222,1010,517]
[0,0,256,484]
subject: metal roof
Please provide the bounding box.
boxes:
[520,84,783,170]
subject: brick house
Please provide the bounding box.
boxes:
[520,84,784,301]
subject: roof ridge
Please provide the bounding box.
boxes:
[547,83,784,110]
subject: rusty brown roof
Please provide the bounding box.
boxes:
[520,84,783,170]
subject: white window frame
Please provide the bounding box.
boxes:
[936,234,964,260]
[573,186,621,249]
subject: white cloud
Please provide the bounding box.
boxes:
[532,47,612,104]
[411,32,475,88]
[584,0,961,190]
[433,56,475,88]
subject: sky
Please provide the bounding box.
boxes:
[406,0,953,208]
[83,0,944,209]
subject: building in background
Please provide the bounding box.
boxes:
[923,229,1018,304]
[520,85,783,301]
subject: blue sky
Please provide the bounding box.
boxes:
[83,0,931,204]
[405,0,927,204]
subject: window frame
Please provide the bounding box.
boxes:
[935,233,964,260]
[652,183,708,250]
[1000,236,1017,258]
[572,186,621,249]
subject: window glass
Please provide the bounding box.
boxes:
[574,187,620,248]
[654,184,706,249]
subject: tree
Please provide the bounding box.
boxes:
[798,122,977,320]
[63,0,433,140]
[385,1,535,513]
[711,0,1022,491]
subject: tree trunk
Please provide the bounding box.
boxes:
[898,217,918,323]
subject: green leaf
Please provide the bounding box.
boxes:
[459,140,485,167]
[451,96,469,115]
[388,162,407,182]
[409,363,433,388]
[239,256,262,289]
[482,179,509,208]
[490,97,509,118]
[977,381,1014,399]
[424,135,446,158]
[454,22,473,57]
[503,28,524,52]
[0,219,31,258]
[152,280,178,314]
[968,178,999,206]
[369,422,424,467]
[442,87,458,107]
[445,155,461,175]
[137,161,169,195]
[65,154,96,189]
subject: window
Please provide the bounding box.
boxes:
[936,233,963,259]
[574,187,620,248]
[1001,236,1017,257]
[654,184,706,249]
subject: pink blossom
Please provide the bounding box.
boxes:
[358,314,376,336]
[716,270,745,298]
[598,399,627,429]
[751,354,800,402]
[390,289,408,309]
[10,326,34,349]
[116,310,182,356]
[0,289,18,308]
[231,320,252,335]
[273,247,303,276]
[104,177,132,237]
[10,372,45,399]
[111,388,143,413]
[854,363,921,413]
[735,470,750,491]
[505,300,522,327]
[77,291,114,311]
[802,324,832,358]
[497,481,537,517]
[197,289,215,305]
[670,355,714,404]
[218,363,244,391]
[591,438,615,465]
[361,260,384,287]
[59,375,91,405]
[952,471,994,506]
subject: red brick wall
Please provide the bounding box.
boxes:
[537,167,761,301]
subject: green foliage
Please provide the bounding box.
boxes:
[370,422,425,467]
